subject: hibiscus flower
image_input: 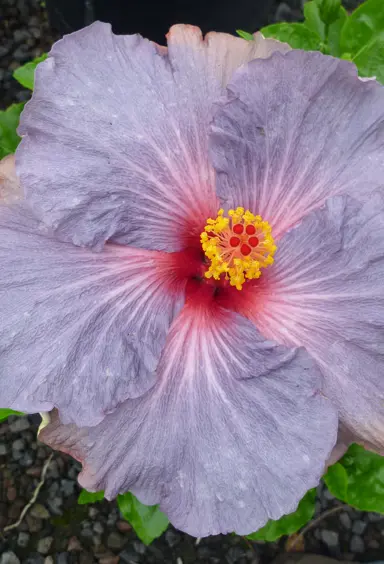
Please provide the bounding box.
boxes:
[1,22,384,537]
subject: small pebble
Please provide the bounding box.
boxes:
[26,466,42,477]
[46,459,60,479]
[30,503,50,520]
[0,443,8,455]
[12,438,25,451]
[368,539,381,549]
[352,519,367,535]
[93,521,105,535]
[57,554,70,564]
[36,447,47,460]
[226,546,246,564]
[9,416,30,432]
[46,496,63,516]
[165,528,180,547]
[133,541,146,555]
[12,449,23,461]
[116,520,131,533]
[99,557,119,564]
[88,506,99,519]
[44,558,54,564]
[19,451,34,467]
[0,552,20,564]
[320,529,339,548]
[340,512,352,529]
[350,534,365,553]
[60,478,76,497]
[93,535,102,547]
[107,532,126,550]
[26,513,43,532]
[367,512,384,522]
[23,556,44,564]
[7,486,17,501]
[67,537,82,552]
[17,531,30,548]
[80,529,94,540]
[119,549,140,564]
[48,482,59,498]
[37,536,54,555]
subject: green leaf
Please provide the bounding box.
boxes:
[340,0,384,56]
[353,32,384,84]
[236,30,254,41]
[78,489,105,505]
[0,409,23,423]
[323,463,348,498]
[304,2,348,55]
[13,53,48,90]
[327,6,348,56]
[260,23,323,51]
[117,492,169,545]
[324,444,384,513]
[319,0,342,26]
[246,489,316,542]
[304,1,326,39]
[0,103,25,159]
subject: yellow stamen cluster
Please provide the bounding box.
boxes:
[200,207,276,291]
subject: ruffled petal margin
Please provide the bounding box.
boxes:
[17,23,287,252]
[210,50,384,239]
[39,299,337,537]
[230,193,384,453]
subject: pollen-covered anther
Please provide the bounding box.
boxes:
[200,207,276,291]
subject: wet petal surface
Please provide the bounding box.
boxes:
[40,299,337,536]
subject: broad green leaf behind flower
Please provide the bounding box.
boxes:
[246,489,316,542]
[260,23,322,50]
[78,489,105,504]
[0,103,24,159]
[339,0,384,83]
[13,53,48,90]
[117,493,169,545]
[324,444,384,513]
[340,0,384,55]
[304,2,348,56]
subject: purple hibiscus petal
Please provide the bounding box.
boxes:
[16,23,288,253]
[39,300,337,537]
[0,203,184,426]
[238,192,384,453]
[210,50,384,239]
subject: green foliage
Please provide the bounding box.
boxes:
[340,0,384,54]
[236,29,254,41]
[260,23,323,50]
[319,0,342,26]
[117,492,169,545]
[238,0,384,83]
[78,489,105,504]
[13,53,48,91]
[246,489,316,542]
[324,444,384,513]
[0,103,24,159]
[340,0,384,82]
[304,2,347,55]
[0,408,23,422]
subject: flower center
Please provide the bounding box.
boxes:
[200,207,276,290]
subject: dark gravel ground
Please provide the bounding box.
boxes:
[1,415,384,564]
[1,0,380,562]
